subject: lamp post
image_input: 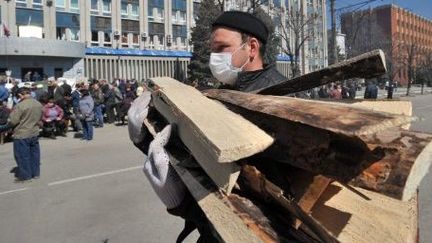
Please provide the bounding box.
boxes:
[113,31,121,78]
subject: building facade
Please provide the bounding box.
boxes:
[0,0,327,81]
[225,0,328,75]
[341,4,432,85]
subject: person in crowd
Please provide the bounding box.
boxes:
[112,82,123,123]
[42,98,65,139]
[61,80,72,97]
[103,83,116,124]
[79,87,95,141]
[23,71,32,82]
[318,85,329,98]
[348,83,357,99]
[71,83,83,132]
[128,11,286,242]
[0,80,9,104]
[91,83,105,128]
[0,102,10,126]
[0,87,42,182]
[364,81,378,99]
[117,84,136,125]
[330,84,342,99]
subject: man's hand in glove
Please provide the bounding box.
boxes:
[143,124,186,209]
[127,91,151,144]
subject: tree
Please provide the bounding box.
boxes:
[275,5,320,77]
[187,0,222,85]
[252,7,279,65]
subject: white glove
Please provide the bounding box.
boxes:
[143,124,186,209]
[128,91,151,144]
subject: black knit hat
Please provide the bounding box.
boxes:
[212,11,269,44]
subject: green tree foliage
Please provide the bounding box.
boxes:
[187,0,222,84]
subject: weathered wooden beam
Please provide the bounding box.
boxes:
[204,90,432,200]
[204,89,413,137]
[311,182,418,243]
[255,49,387,95]
[147,77,273,194]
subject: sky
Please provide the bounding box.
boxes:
[331,0,432,28]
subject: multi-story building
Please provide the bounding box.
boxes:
[0,0,326,81]
[341,4,432,85]
[225,0,328,75]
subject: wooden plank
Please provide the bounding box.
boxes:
[148,77,273,193]
[169,155,265,243]
[255,49,387,95]
[203,91,432,200]
[204,89,414,136]
[311,182,418,243]
[149,77,274,163]
[349,100,412,130]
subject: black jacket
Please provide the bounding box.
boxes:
[235,64,287,92]
[166,65,286,242]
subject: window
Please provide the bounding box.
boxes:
[131,1,139,17]
[91,0,98,11]
[148,0,164,18]
[55,0,65,10]
[193,2,200,19]
[172,0,186,11]
[56,12,80,41]
[102,0,111,14]
[16,8,44,27]
[70,0,79,11]
[149,22,165,43]
[16,0,27,8]
[172,24,187,43]
[16,8,44,37]
[121,19,139,47]
[121,1,128,17]
[91,16,111,45]
[121,0,139,19]
[33,0,43,9]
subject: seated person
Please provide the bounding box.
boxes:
[0,102,11,143]
[42,98,65,138]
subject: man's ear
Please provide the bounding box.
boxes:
[248,37,260,59]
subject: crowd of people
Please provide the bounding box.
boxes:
[0,77,145,142]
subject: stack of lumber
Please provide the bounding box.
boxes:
[142,50,431,242]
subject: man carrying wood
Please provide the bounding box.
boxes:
[128,11,286,243]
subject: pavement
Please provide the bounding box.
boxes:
[0,124,198,243]
[408,94,432,243]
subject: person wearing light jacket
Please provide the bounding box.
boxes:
[79,87,94,141]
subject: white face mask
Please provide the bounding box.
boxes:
[209,43,249,85]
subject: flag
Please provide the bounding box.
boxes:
[2,22,10,37]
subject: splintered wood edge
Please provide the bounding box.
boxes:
[403,140,432,201]
[169,155,263,243]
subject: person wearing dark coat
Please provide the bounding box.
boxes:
[128,11,286,242]
[364,81,378,99]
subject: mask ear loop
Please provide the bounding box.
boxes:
[231,42,250,70]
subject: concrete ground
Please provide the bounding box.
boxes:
[408,94,432,243]
[0,124,198,243]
